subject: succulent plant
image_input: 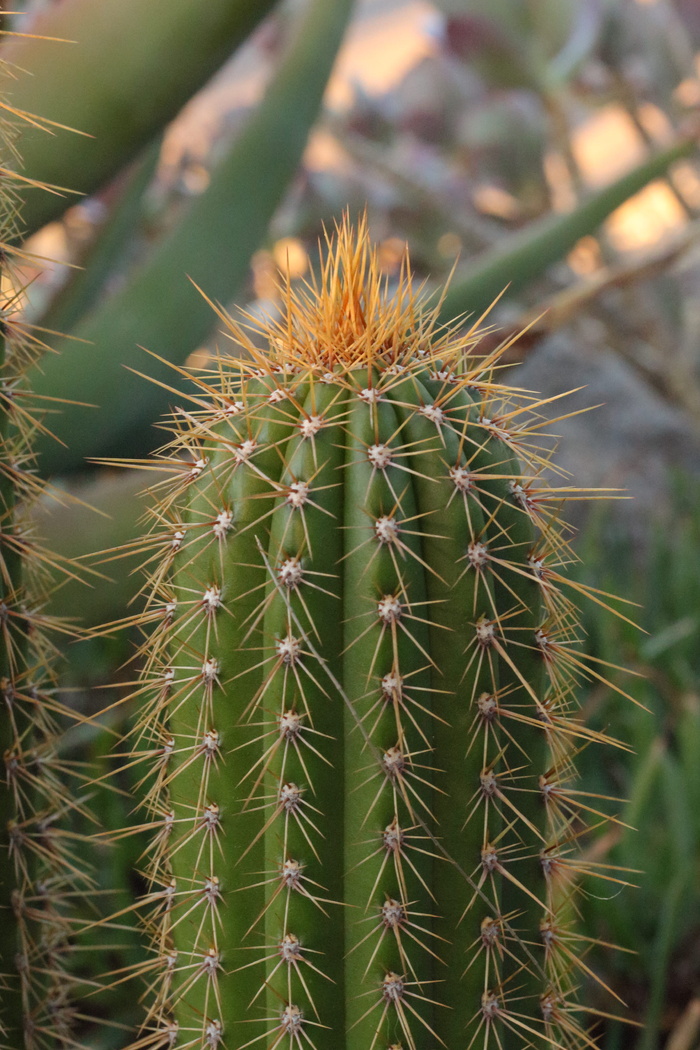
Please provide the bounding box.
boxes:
[111,215,635,1050]
[0,61,87,1049]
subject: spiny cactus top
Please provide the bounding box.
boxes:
[120,215,632,1050]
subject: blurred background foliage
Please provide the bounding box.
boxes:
[3,0,700,1046]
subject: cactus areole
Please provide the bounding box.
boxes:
[130,216,626,1049]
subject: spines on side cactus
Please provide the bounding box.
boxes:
[0,57,87,1049]
[118,215,633,1050]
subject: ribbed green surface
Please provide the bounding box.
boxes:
[127,222,624,1050]
[0,78,81,1049]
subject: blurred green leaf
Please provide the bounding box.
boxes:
[4,0,278,237]
[30,0,354,475]
[625,739,664,850]
[640,616,698,663]
[660,750,694,869]
[677,695,700,839]
[638,864,692,1050]
[40,135,162,335]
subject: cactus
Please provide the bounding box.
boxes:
[113,215,633,1050]
[0,57,87,1049]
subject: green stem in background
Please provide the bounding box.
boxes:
[678,695,700,844]
[29,0,354,476]
[438,130,698,323]
[634,749,694,1049]
[2,0,278,238]
[39,134,163,337]
[637,865,689,1050]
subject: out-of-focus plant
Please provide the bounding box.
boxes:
[573,480,700,1050]
[436,0,605,93]
[3,0,279,238]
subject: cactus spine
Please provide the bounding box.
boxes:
[122,216,631,1050]
[0,58,85,1049]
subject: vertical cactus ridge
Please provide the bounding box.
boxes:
[1,53,89,1049]
[113,215,636,1050]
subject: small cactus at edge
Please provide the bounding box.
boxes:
[118,215,635,1050]
[0,58,88,1050]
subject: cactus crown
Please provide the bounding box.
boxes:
[231,214,454,371]
[115,214,633,1050]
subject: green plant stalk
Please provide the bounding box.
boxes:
[30,0,354,476]
[638,865,688,1050]
[3,0,278,238]
[39,133,163,337]
[115,218,630,1048]
[438,130,698,324]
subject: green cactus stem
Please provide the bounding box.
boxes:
[118,215,634,1050]
[3,0,279,240]
[1,60,88,1050]
[28,0,354,476]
